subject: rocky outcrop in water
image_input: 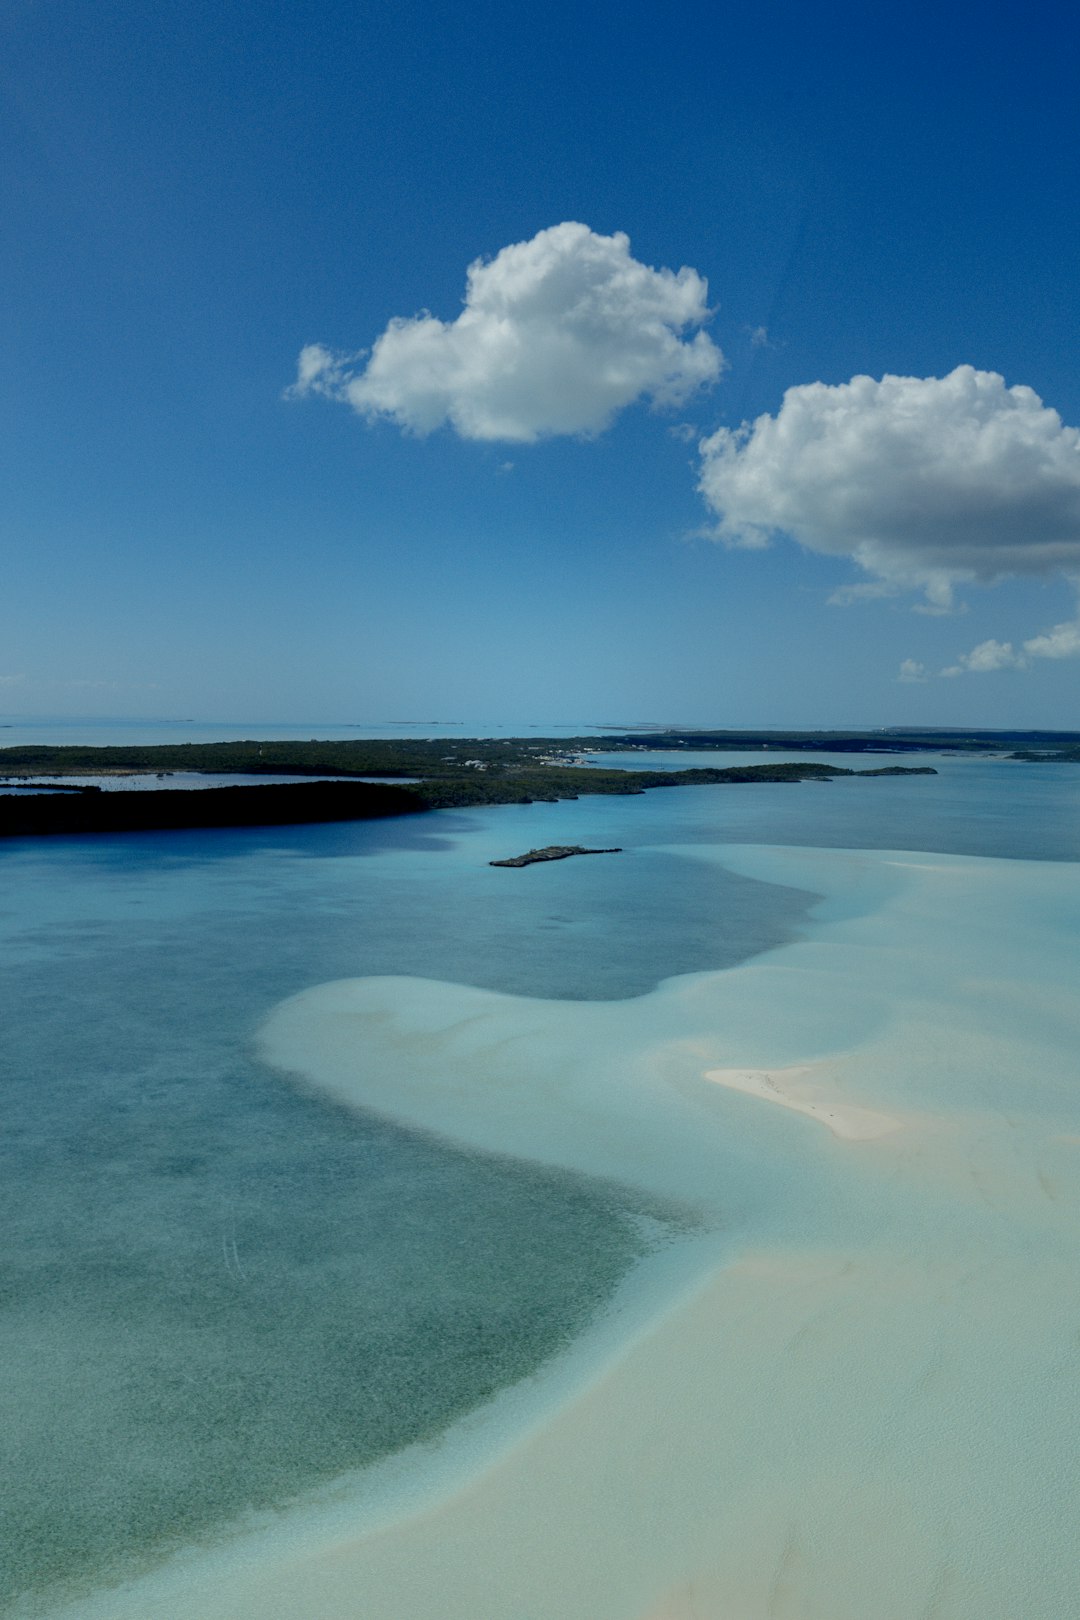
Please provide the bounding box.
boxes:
[490,845,622,868]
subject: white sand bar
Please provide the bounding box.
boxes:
[703,1062,904,1139]
[43,845,1080,1620]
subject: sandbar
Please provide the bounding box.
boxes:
[34,843,1080,1620]
[703,1062,903,1140]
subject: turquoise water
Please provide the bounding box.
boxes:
[3,755,1079,1614]
[1,802,814,1610]
[250,833,1080,1620]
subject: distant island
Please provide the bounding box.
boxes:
[599,726,1080,757]
[490,845,622,868]
[0,731,949,839]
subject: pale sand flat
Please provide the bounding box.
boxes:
[703,1063,902,1140]
[635,1582,724,1620]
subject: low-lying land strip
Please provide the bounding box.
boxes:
[0,735,941,839]
[0,781,424,838]
[3,724,1080,781]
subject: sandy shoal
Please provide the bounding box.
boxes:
[703,1062,903,1139]
[38,845,1080,1620]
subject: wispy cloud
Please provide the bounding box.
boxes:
[897,658,928,683]
[61,679,163,692]
[829,580,896,607]
[289,223,724,443]
[0,675,161,698]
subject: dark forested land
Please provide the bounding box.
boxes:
[0,781,426,839]
[607,727,1080,757]
[401,760,936,813]
[1010,745,1080,762]
[0,734,941,841]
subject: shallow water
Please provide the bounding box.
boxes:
[1,796,814,1610]
[4,755,1080,1616]
[246,840,1080,1620]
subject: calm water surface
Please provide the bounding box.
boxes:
[2,752,1077,1611]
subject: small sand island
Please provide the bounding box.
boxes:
[490,844,622,868]
[704,1062,903,1140]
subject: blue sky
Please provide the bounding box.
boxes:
[3,0,1079,728]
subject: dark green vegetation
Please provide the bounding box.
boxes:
[490,845,622,868]
[0,781,424,838]
[607,727,1080,757]
[3,726,1076,783]
[404,760,936,815]
[0,736,942,838]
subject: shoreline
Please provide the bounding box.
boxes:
[30,1230,730,1620]
[0,761,936,840]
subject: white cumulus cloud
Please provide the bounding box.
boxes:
[1023,617,1080,660]
[290,223,723,443]
[940,639,1025,677]
[937,608,1080,676]
[698,366,1080,609]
